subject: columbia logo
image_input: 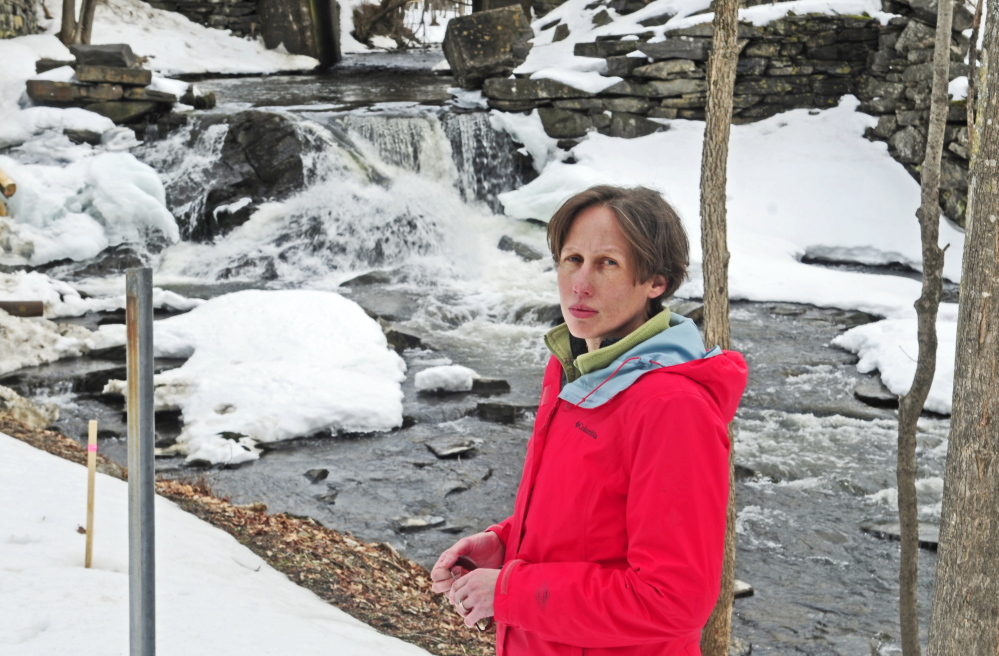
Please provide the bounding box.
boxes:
[575,421,598,439]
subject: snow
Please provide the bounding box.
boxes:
[530,68,623,94]
[496,97,966,412]
[415,365,479,392]
[0,433,432,656]
[0,309,122,376]
[101,290,406,465]
[0,271,202,318]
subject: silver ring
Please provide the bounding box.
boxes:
[459,599,467,612]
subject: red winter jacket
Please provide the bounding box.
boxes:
[487,348,748,656]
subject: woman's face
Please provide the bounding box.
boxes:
[557,205,666,352]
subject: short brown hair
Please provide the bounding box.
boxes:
[547,185,689,315]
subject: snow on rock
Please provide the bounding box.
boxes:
[0,434,433,656]
[0,310,119,376]
[415,365,479,392]
[0,151,179,266]
[831,304,958,415]
[529,68,622,94]
[104,290,406,465]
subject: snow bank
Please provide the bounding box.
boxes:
[0,310,120,376]
[832,304,958,414]
[104,290,406,465]
[415,364,479,392]
[0,434,432,655]
[0,152,179,266]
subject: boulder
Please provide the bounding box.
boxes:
[180,111,307,241]
[442,5,534,88]
[498,235,544,261]
[538,107,593,139]
[63,128,103,145]
[901,0,974,31]
[853,377,897,408]
[75,65,152,86]
[304,468,329,483]
[610,112,662,138]
[889,125,926,164]
[69,44,141,69]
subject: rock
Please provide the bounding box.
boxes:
[0,385,59,429]
[552,23,570,42]
[316,486,339,504]
[75,64,152,86]
[553,98,604,111]
[603,97,651,113]
[483,77,589,101]
[889,125,926,164]
[342,270,395,286]
[610,112,662,139]
[573,40,639,58]
[180,111,306,241]
[641,38,710,61]
[442,5,534,88]
[63,128,103,145]
[69,44,141,69]
[538,107,593,139]
[605,55,645,77]
[729,637,752,656]
[26,80,124,104]
[591,9,612,27]
[861,522,939,550]
[487,99,545,112]
[471,377,512,394]
[304,468,329,483]
[180,86,217,109]
[645,79,708,97]
[476,402,534,424]
[426,437,483,458]
[84,101,162,124]
[669,301,704,324]
[902,0,974,31]
[90,344,127,362]
[854,377,898,408]
[35,58,75,74]
[632,59,700,79]
[734,579,754,598]
[385,328,422,353]
[498,235,544,261]
[123,87,179,103]
[393,515,445,533]
[260,0,338,62]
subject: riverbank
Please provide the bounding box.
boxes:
[0,411,491,656]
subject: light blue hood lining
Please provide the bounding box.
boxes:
[558,314,721,409]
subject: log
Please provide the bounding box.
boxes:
[0,168,15,197]
[0,301,45,317]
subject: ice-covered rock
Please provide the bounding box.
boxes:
[415,364,479,393]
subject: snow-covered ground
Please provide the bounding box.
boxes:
[0,433,432,656]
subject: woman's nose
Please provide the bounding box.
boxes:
[572,266,594,296]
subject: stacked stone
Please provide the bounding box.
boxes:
[856,1,973,225]
[481,16,881,141]
[26,45,179,126]
[0,0,38,39]
[141,0,260,37]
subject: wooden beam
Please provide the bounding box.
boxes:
[0,301,45,317]
[0,168,14,198]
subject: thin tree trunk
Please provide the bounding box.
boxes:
[967,0,984,154]
[59,0,77,45]
[73,0,98,44]
[927,2,999,653]
[895,0,954,654]
[698,0,741,653]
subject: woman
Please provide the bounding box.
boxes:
[430,185,748,656]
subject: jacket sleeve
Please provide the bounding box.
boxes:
[486,517,514,550]
[491,391,730,648]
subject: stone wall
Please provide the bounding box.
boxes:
[144,0,261,37]
[0,0,39,39]
[480,6,973,225]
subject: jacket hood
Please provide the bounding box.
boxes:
[558,313,745,418]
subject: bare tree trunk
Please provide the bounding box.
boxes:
[59,0,77,45]
[895,1,955,654]
[698,0,742,653]
[927,2,999,653]
[967,0,984,153]
[72,0,99,44]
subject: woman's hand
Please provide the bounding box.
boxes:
[447,568,500,629]
[430,531,505,595]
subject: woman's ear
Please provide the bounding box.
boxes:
[647,275,668,299]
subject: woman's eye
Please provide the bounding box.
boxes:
[605,259,618,266]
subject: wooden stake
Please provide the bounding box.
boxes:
[0,197,7,218]
[0,167,15,198]
[85,420,97,568]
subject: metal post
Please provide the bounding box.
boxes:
[126,268,155,656]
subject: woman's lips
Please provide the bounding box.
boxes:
[569,306,597,319]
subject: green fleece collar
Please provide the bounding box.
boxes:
[544,309,673,383]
